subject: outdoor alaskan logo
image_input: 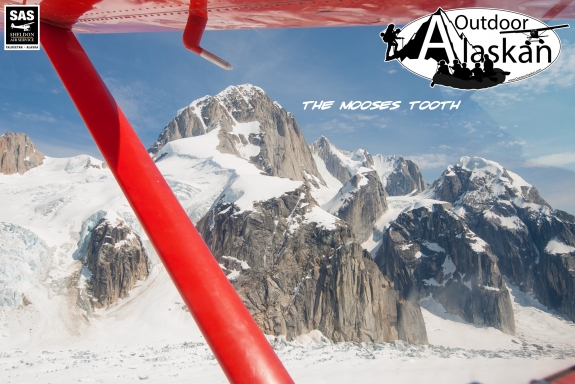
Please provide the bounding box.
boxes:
[4,4,40,50]
[380,8,569,90]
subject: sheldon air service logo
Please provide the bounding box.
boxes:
[4,4,40,50]
[380,8,569,90]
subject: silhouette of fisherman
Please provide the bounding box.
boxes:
[450,59,463,78]
[482,54,495,76]
[380,24,403,61]
[460,63,472,80]
[472,62,484,82]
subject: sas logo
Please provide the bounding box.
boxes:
[4,4,40,50]
[380,8,569,90]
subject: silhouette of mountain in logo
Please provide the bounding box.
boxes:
[392,8,475,64]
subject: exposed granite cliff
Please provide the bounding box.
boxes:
[0,132,44,175]
[310,136,427,196]
[84,218,149,308]
[149,85,324,185]
[375,202,516,335]
[427,156,575,321]
[323,169,388,243]
[310,136,373,185]
[197,187,427,344]
[378,155,428,196]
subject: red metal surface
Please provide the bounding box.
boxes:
[183,14,207,55]
[544,366,575,384]
[1,0,574,33]
[182,1,232,69]
[555,375,575,384]
[39,21,294,384]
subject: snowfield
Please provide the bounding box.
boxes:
[1,265,574,384]
[1,143,574,383]
[1,267,574,383]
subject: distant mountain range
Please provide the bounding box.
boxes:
[1,85,574,348]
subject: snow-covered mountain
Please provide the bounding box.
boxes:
[369,155,575,335]
[425,156,575,321]
[310,135,427,196]
[323,168,388,243]
[0,84,431,346]
[197,186,426,344]
[147,86,427,343]
[375,200,516,334]
[1,85,575,383]
[149,84,324,187]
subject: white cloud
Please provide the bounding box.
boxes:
[471,88,524,108]
[352,114,378,121]
[11,111,56,123]
[439,87,467,97]
[316,114,388,133]
[406,153,450,169]
[471,43,575,106]
[463,122,477,134]
[530,152,575,167]
[504,140,527,147]
[31,139,101,159]
[516,43,575,92]
[103,77,168,133]
[317,119,358,133]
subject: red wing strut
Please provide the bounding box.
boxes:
[39,22,292,384]
[182,1,232,69]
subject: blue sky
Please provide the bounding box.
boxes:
[1,24,574,212]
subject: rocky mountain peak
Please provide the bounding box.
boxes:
[313,135,330,149]
[375,202,516,335]
[323,168,388,243]
[424,157,575,323]
[214,84,267,112]
[431,156,549,209]
[311,137,427,196]
[83,217,150,308]
[149,85,324,186]
[196,184,427,344]
[310,136,374,185]
[0,132,45,175]
[374,154,428,196]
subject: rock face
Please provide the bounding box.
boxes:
[0,133,44,175]
[323,169,388,243]
[310,136,427,196]
[375,155,427,196]
[197,186,427,344]
[535,237,575,321]
[375,202,516,335]
[84,218,149,308]
[427,156,575,322]
[149,84,324,185]
[310,136,373,185]
[143,85,572,337]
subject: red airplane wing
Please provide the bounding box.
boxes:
[1,0,574,33]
